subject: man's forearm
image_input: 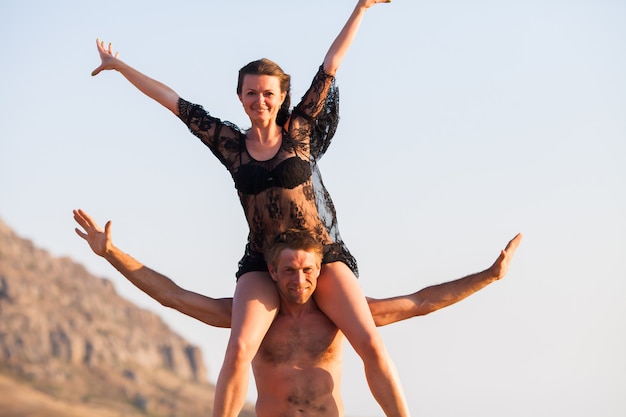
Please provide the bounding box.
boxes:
[103,245,175,303]
[368,234,521,326]
[102,246,233,328]
[367,267,500,327]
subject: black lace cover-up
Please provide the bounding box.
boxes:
[177,65,358,278]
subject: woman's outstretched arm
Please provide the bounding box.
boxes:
[323,0,391,75]
[91,39,180,114]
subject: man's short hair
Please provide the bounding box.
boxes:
[265,229,323,268]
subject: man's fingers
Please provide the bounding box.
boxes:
[73,209,87,227]
[504,233,523,256]
[73,208,100,232]
[74,227,87,240]
[104,220,113,238]
[75,209,92,227]
[490,233,523,280]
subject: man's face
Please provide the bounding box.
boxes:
[269,249,321,305]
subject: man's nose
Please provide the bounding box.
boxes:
[295,270,307,283]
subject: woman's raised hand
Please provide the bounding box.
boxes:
[360,0,392,9]
[89,38,180,114]
[91,38,121,76]
[323,0,392,75]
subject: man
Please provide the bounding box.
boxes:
[73,209,522,417]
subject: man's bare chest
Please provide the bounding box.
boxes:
[258,313,341,366]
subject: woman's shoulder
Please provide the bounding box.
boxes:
[178,97,245,135]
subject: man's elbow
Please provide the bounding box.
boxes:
[157,291,182,311]
[412,300,440,317]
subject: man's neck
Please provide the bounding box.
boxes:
[278,298,320,319]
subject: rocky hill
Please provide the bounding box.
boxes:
[0,218,255,417]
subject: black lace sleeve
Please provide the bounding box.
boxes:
[177,98,244,171]
[291,66,340,161]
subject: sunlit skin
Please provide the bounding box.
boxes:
[268,249,322,308]
[86,2,447,415]
[256,248,343,417]
[73,208,522,416]
[238,74,286,127]
[237,74,287,162]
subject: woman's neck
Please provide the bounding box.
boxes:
[246,123,282,145]
[245,124,283,161]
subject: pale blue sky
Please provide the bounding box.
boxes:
[1,1,625,416]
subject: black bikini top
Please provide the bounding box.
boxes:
[234,156,311,195]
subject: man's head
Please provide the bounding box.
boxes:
[265,229,323,305]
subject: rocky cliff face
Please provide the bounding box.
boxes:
[0,218,255,417]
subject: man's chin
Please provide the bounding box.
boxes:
[289,293,312,304]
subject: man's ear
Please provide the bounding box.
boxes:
[267,264,278,282]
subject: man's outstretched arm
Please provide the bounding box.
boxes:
[75,209,521,328]
[73,209,233,328]
[367,233,523,326]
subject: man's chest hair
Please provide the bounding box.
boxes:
[259,315,340,365]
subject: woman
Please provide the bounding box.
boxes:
[91,1,409,416]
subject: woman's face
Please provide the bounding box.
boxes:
[238,74,286,126]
